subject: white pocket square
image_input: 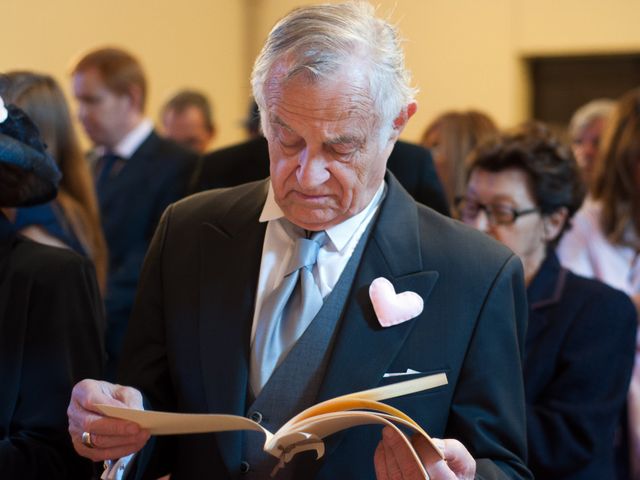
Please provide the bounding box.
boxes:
[383,369,422,378]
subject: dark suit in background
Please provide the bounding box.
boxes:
[120,174,530,479]
[0,214,104,479]
[190,137,450,216]
[525,251,636,479]
[97,130,197,378]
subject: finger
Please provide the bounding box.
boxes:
[412,435,445,467]
[374,441,390,480]
[440,439,476,479]
[84,417,144,437]
[423,458,456,480]
[72,434,148,463]
[72,379,113,409]
[381,426,424,480]
[83,429,150,450]
[381,429,403,480]
[112,385,145,408]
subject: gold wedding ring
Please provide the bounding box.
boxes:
[81,431,95,448]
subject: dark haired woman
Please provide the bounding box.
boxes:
[458,126,636,479]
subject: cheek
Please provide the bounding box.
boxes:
[269,150,298,188]
[488,227,520,255]
[93,103,114,124]
[331,164,361,196]
[494,223,544,259]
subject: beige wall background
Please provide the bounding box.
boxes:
[3,0,640,148]
[3,0,248,148]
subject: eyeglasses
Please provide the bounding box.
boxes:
[454,196,539,226]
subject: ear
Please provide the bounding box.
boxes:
[392,102,417,135]
[543,207,568,243]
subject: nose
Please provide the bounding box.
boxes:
[583,140,598,161]
[296,147,330,189]
[470,209,490,233]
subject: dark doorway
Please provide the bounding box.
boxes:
[528,53,640,129]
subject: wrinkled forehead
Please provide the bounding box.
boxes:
[264,57,375,122]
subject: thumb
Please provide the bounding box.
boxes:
[111,384,145,409]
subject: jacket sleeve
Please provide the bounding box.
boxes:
[447,254,532,480]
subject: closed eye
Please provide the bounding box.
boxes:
[326,136,363,158]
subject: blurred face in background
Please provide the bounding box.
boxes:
[72,67,135,149]
[460,168,548,283]
[162,105,214,154]
[572,117,606,185]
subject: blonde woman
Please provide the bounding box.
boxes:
[1,71,107,291]
[421,110,497,206]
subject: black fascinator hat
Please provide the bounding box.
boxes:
[0,93,61,207]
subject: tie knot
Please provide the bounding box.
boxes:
[100,152,122,164]
[285,230,326,276]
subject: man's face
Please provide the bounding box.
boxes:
[72,67,133,149]
[162,106,213,154]
[264,63,399,231]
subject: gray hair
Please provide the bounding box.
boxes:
[251,1,416,143]
[569,98,615,140]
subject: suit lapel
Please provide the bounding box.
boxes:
[197,181,268,473]
[318,174,439,402]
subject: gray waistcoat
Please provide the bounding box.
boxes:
[241,225,372,479]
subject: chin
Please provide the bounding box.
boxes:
[286,209,341,230]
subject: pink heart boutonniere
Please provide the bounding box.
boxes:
[369,277,424,327]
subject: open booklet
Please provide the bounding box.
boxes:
[97,372,447,477]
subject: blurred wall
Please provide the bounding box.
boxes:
[3,0,640,148]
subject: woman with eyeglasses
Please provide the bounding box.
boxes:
[458,125,637,479]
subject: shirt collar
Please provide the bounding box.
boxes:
[110,118,153,159]
[259,180,385,252]
[527,250,567,310]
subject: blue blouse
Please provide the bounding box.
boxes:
[14,201,86,256]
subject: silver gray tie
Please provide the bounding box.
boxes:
[250,229,327,395]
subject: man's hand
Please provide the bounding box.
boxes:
[67,379,151,462]
[374,425,476,480]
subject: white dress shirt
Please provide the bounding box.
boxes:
[557,197,640,296]
[95,118,153,160]
[250,180,385,343]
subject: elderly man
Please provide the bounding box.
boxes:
[68,3,531,479]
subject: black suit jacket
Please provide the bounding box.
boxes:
[97,130,198,378]
[191,137,449,215]
[525,252,636,479]
[120,174,531,479]
[0,214,105,478]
